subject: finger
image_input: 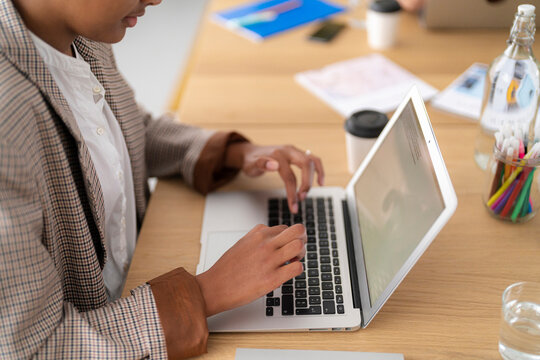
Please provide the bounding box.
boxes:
[311,155,325,186]
[274,239,305,266]
[295,152,314,201]
[269,224,306,249]
[274,151,298,213]
[245,157,280,177]
[275,261,304,284]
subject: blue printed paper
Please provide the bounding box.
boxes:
[213,0,346,42]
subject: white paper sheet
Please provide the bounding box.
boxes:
[295,54,438,117]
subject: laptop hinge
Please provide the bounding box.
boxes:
[342,200,362,310]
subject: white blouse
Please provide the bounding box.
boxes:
[30,33,137,301]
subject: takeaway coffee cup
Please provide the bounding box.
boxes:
[344,110,388,173]
[366,0,401,49]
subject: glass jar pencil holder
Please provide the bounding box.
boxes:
[483,146,540,223]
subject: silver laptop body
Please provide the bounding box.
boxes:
[197,87,458,332]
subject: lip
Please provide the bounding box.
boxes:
[123,10,145,28]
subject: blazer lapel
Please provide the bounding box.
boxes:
[0,0,107,260]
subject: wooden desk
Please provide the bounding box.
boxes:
[124,1,540,358]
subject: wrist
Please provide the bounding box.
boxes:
[195,271,221,317]
[224,142,253,169]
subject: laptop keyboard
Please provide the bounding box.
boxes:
[265,197,345,316]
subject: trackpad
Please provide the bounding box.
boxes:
[201,231,250,271]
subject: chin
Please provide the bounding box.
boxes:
[87,28,127,44]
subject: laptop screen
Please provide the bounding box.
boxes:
[352,100,445,306]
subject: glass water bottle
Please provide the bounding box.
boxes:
[474,4,540,169]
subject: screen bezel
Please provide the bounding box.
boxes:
[345,86,458,327]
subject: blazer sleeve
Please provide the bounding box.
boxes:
[0,141,172,359]
[142,110,248,194]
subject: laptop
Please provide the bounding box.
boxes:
[422,0,540,29]
[197,87,457,332]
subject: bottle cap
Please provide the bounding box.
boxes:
[344,110,389,138]
[369,0,401,13]
[518,4,535,17]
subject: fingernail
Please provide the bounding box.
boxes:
[265,160,279,171]
[292,203,298,214]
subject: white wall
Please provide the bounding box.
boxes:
[113,1,209,117]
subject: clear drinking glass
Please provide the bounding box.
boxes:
[499,282,540,360]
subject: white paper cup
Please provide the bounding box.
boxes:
[366,0,401,50]
[344,110,388,174]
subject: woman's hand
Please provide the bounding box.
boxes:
[225,143,325,213]
[195,224,306,317]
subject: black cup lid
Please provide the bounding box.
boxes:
[369,0,401,13]
[344,110,389,138]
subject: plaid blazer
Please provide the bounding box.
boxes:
[0,0,243,358]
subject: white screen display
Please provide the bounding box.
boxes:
[353,100,444,306]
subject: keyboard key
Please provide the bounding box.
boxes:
[307,260,318,268]
[309,287,320,296]
[320,256,331,264]
[333,258,339,266]
[282,285,293,294]
[309,296,321,305]
[321,273,332,281]
[336,295,343,304]
[266,298,274,306]
[318,232,328,239]
[307,236,316,244]
[329,218,335,225]
[331,242,338,249]
[267,291,273,297]
[331,233,337,240]
[307,244,317,252]
[323,300,335,314]
[266,307,273,316]
[330,226,335,232]
[284,279,293,285]
[322,291,334,299]
[334,267,340,275]
[308,269,319,277]
[322,282,333,290]
[319,248,330,256]
[337,305,345,314]
[296,306,322,315]
[320,240,329,247]
[318,224,327,231]
[335,276,341,285]
[321,264,331,272]
[332,250,338,257]
[335,285,343,294]
[295,290,307,298]
[295,272,306,280]
[307,252,317,260]
[282,295,294,315]
[308,278,319,286]
[295,280,306,289]
[307,229,316,235]
[296,299,308,308]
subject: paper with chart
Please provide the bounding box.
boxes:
[430,63,487,120]
[295,54,438,116]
